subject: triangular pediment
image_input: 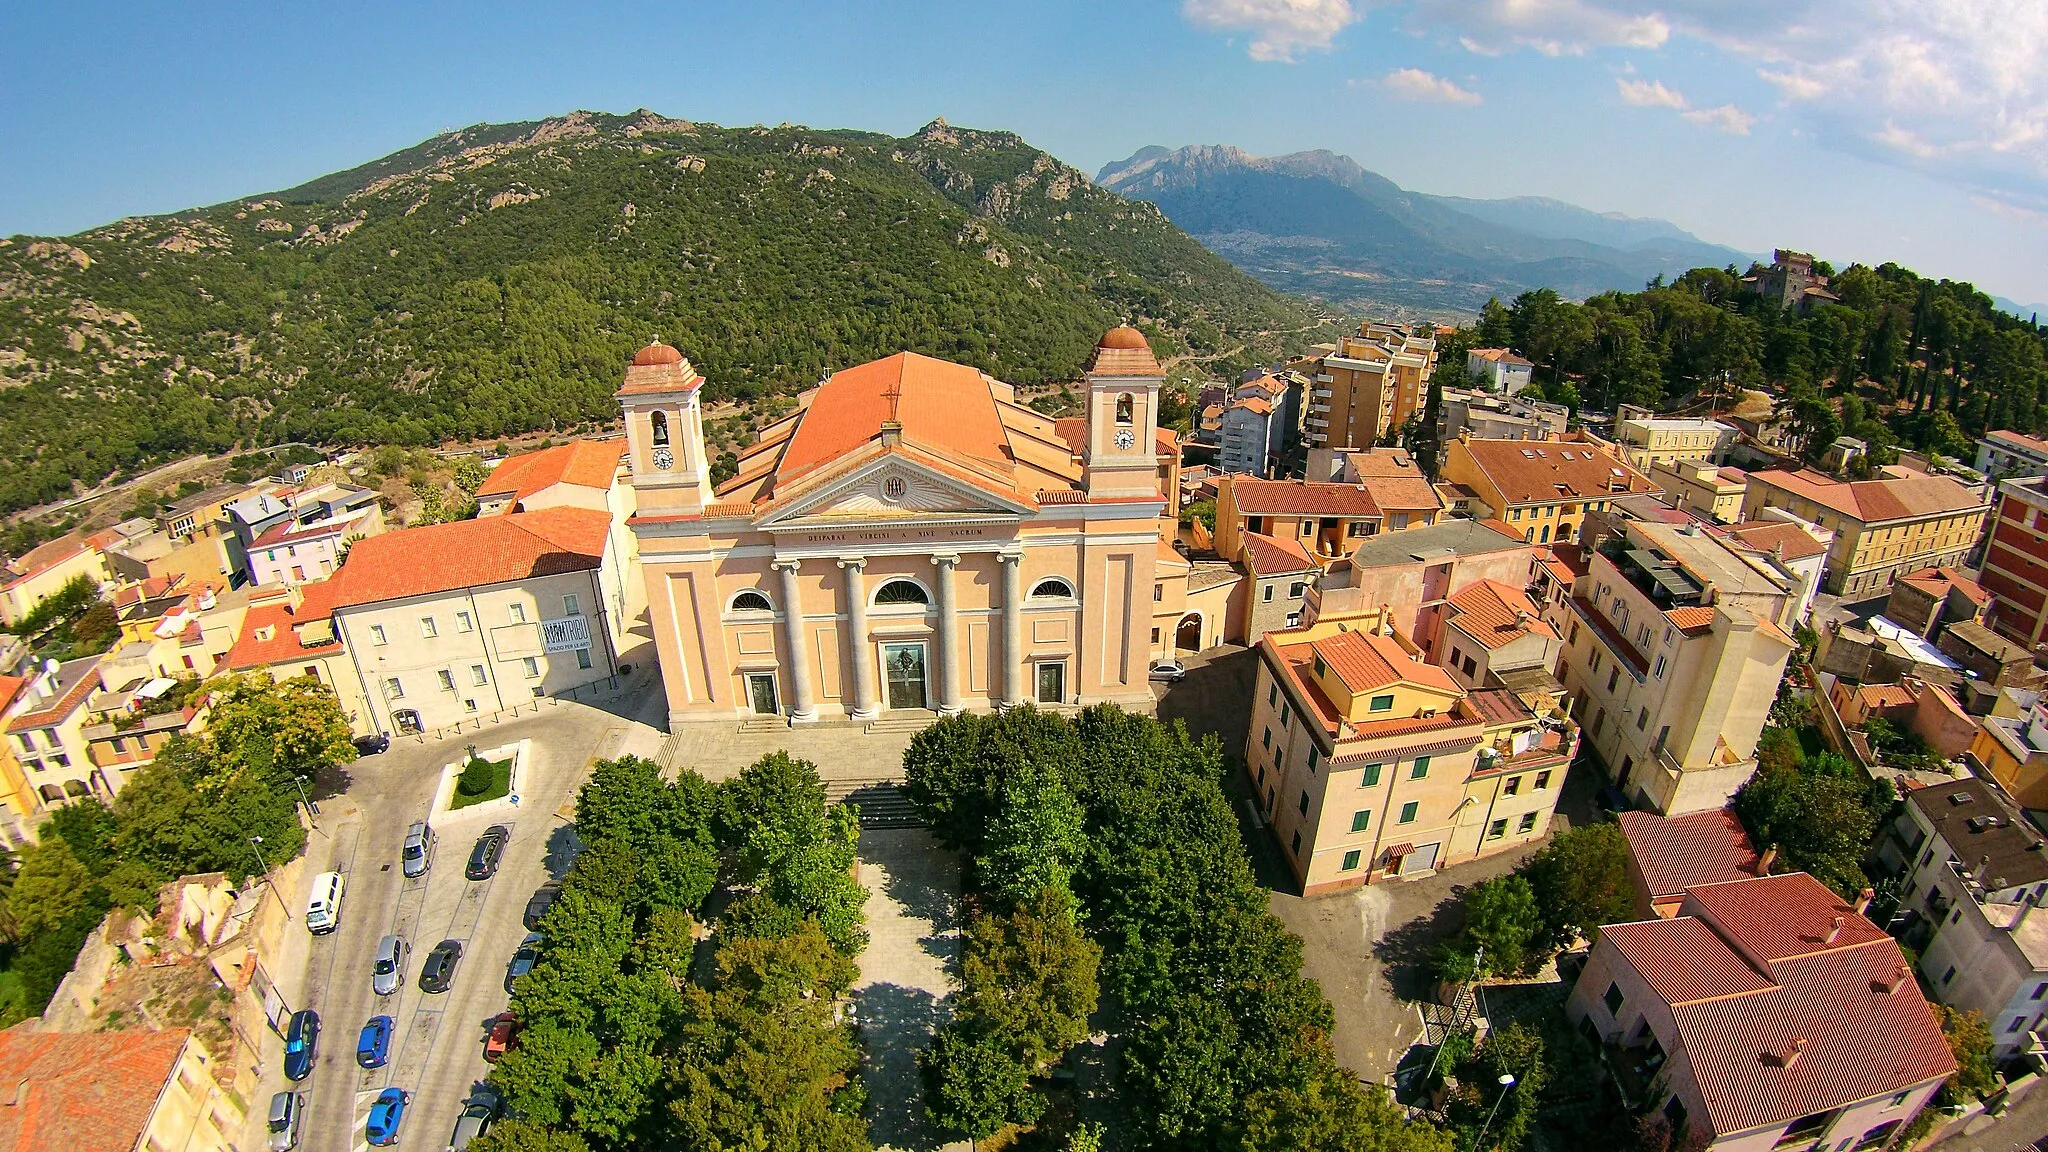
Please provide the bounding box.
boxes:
[759,454,1031,529]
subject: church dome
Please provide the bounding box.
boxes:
[632,341,685,367]
[1098,326,1150,350]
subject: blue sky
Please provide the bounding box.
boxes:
[6,0,2048,305]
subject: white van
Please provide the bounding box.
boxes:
[305,870,345,935]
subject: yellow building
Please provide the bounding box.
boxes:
[1439,433,1656,545]
[1246,624,1574,894]
[1652,460,1748,524]
[0,1027,243,1152]
[1742,468,1991,596]
[1299,323,1437,451]
[623,328,1187,726]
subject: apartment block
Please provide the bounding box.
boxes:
[1557,520,1798,814]
[1894,777,2048,1058]
[1743,468,1990,597]
[1246,624,1574,893]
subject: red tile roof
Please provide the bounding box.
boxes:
[1229,477,1382,518]
[1241,531,1317,576]
[0,1027,191,1152]
[1618,808,1760,900]
[1602,873,1954,1138]
[777,353,1012,488]
[328,507,609,608]
[478,440,625,503]
[1311,630,1461,697]
[1458,439,1654,505]
[1726,521,1830,562]
[1445,579,1557,650]
[1749,468,1987,524]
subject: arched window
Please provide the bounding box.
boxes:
[729,590,773,613]
[873,579,931,607]
[650,411,670,447]
[1030,577,1075,600]
[1115,393,1134,426]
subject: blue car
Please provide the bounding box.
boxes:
[357,1015,393,1069]
[282,1009,319,1081]
[366,1087,409,1146]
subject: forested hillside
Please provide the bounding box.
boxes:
[1441,261,2048,462]
[0,110,1330,516]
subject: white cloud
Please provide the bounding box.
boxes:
[1616,77,1685,109]
[1182,0,1358,61]
[1682,104,1757,135]
[1364,0,2048,207]
[1378,67,1484,103]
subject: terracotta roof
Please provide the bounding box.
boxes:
[778,353,1011,486]
[328,507,609,608]
[1241,531,1318,576]
[1726,521,1829,562]
[1446,579,1557,650]
[1618,808,1760,900]
[1089,327,1163,376]
[1749,468,1987,524]
[2,536,89,589]
[223,582,344,670]
[1229,478,1382,518]
[1311,630,1461,697]
[478,440,625,502]
[1458,439,1654,505]
[1898,565,1990,605]
[1603,874,1954,1138]
[0,1027,192,1152]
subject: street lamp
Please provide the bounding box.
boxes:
[291,775,318,826]
[1472,1073,1517,1152]
[248,836,290,920]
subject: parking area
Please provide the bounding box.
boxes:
[253,699,654,1152]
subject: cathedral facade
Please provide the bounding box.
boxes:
[618,327,1189,726]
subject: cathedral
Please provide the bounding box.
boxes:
[617,327,1214,727]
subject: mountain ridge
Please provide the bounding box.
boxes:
[0,111,1331,518]
[1095,143,1753,318]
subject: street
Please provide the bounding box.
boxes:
[250,695,655,1152]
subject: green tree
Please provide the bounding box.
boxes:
[1519,824,1635,949]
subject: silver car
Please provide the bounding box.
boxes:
[372,934,408,997]
[267,1090,303,1151]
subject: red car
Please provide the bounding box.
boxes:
[483,1012,519,1062]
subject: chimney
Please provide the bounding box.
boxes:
[1757,844,1778,875]
[1853,888,1874,916]
[1825,915,1844,944]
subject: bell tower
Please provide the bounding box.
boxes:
[1081,326,1165,500]
[617,339,712,517]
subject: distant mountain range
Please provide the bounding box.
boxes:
[1096,145,1756,319]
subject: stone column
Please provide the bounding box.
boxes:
[998,551,1027,707]
[772,559,817,723]
[932,553,963,716]
[838,557,878,721]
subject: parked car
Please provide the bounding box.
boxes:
[304,870,345,935]
[1148,659,1187,682]
[282,1009,319,1081]
[401,821,434,879]
[371,934,408,997]
[353,733,390,756]
[365,1087,409,1147]
[505,933,542,993]
[483,1011,520,1062]
[419,939,463,993]
[465,825,510,880]
[356,1015,393,1069]
[266,1090,304,1152]
[447,1087,501,1152]
[523,883,561,930]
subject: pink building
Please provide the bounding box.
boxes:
[1566,872,1953,1152]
